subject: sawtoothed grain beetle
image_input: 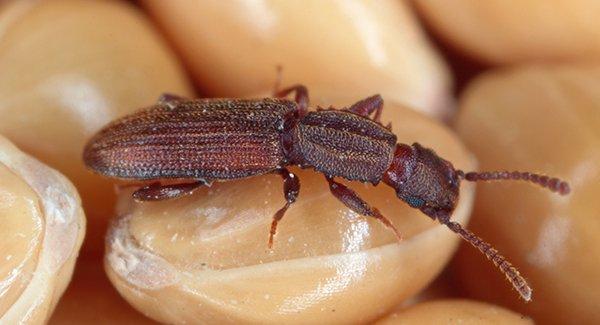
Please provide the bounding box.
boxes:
[83,85,570,302]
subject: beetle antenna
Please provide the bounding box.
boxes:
[457,170,570,195]
[442,220,532,302]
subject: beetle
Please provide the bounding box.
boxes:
[83,85,570,302]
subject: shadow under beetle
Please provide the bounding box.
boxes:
[83,84,570,302]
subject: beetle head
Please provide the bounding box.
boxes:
[383,143,572,221]
[382,143,460,222]
[382,143,571,302]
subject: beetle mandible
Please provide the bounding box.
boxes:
[83,85,570,302]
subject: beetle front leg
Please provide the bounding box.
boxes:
[274,85,309,117]
[269,168,300,248]
[157,93,187,109]
[325,177,403,242]
[132,179,209,201]
[348,94,384,123]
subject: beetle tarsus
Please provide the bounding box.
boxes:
[268,168,300,248]
[269,202,290,249]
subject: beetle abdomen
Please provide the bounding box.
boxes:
[83,98,296,180]
[292,110,397,183]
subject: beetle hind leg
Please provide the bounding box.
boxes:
[325,176,402,242]
[274,85,309,117]
[132,180,209,201]
[269,168,300,248]
[271,67,309,116]
[348,94,384,123]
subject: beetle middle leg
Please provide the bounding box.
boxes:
[325,176,403,242]
[132,179,209,201]
[348,94,384,123]
[268,167,300,248]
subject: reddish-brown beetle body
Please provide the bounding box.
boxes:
[84,97,399,185]
[84,86,570,302]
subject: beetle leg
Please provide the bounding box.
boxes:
[272,65,283,95]
[348,94,384,123]
[325,177,403,242]
[132,180,209,201]
[269,168,300,248]
[274,85,309,117]
[157,93,187,109]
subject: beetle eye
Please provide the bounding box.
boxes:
[405,196,425,208]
